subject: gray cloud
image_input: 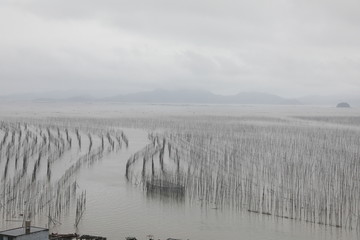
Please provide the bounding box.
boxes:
[0,0,359,97]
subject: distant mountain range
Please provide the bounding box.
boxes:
[103,89,300,105]
[0,89,358,106]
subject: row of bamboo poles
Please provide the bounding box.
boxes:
[125,119,360,230]
[0,120,129,229]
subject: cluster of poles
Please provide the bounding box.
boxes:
[0,120,129,229]
[125,117,360,230]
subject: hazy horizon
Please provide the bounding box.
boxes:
[0,88,359,99]
[0,88,359,107]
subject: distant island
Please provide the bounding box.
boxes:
[336,102,351,108]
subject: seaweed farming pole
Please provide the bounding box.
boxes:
[88,133,93,153]
[76,129,82,150]
[75,191,86,227]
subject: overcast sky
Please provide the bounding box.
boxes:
[0,0,359,97]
